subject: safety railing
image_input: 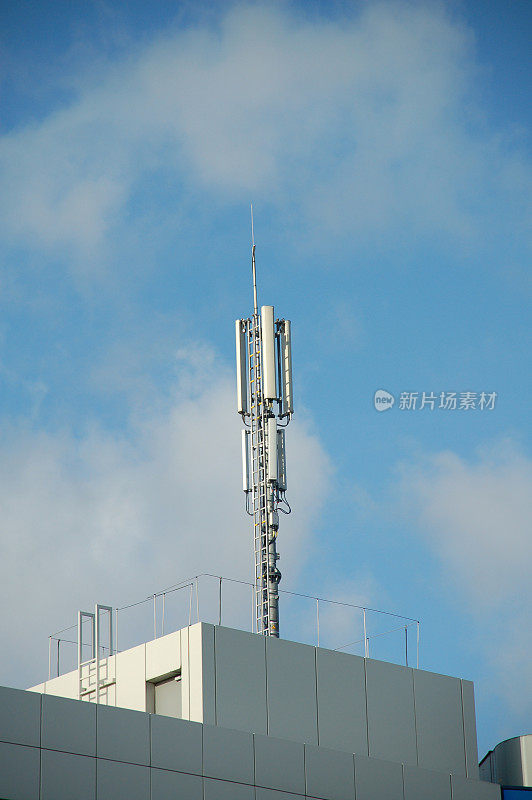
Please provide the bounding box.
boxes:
[47,573,420,679]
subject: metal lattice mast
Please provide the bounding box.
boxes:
[236,211,293,637]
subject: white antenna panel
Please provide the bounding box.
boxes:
[261,306,277,400]
[277,429,287,491]
[267,416,278,482]
[280,320,293,415]
[241,429,251,492]
[235,319,249,414]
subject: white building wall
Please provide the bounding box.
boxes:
[180,624,191,720]
[116,645,145,711]
[40,669,78,699]
[145,630,181,682]
[188,622,216,725]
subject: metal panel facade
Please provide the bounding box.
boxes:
[40,750,95,800]
[29,621,479,789]
[315,647,368,754]
[365,658,418,765]
[254,733,306,794]
[214,625,267,734]
[96,760,150,800]
[0,741,40,800]
[461,680,480,779]
[0,685,41,747]
[413,669,465,775]
[96,704,150,765]
[203,723,254,784]
[305,743,355,800]
[41,694,96,756]
[265,636,318,743]
[1,683,495,800]
[451,775,502,799]
[354,754,404,800]
[151,769,202,800]
[403,764,452,800]
[150,713,202,773]
[204,778,255,799]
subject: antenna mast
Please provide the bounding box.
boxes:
[235,211,293,637]
[251,203,258,315]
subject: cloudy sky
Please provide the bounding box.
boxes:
[0,0,530,756]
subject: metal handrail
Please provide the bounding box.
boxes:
[47,572,421,679]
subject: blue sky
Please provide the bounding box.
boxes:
[0,0,530,757]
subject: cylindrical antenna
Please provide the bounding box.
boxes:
[261,305,277,400]
[280,320,294,416]
[235,319,249,415]
[241,429,251,492]
[267,417,278,482]
[251,204,258,315]
[277,429,287,491]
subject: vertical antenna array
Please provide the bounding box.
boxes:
[235,209,293,637]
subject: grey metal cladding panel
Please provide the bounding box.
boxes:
[204,777,256,799]
[96,760,150,800]
[479,756,493,783]
[40,750,96,800]
[451,775,502,800]
[96,704,150,765]
[255,790,303,800]
[0,741,40,800]
[203,723,254,784]
[354,754,404,800]
[305,743,355,800]
[151,768,203,800]
[493,737,524,786]
[214,625,267,734]
[413,669,465,775]
[150,713,202,774]
[461,680,479,779]
[266,636,318,744]
[403,764,451,800]
[41,694,96,756]
[0,685,41,747]
[255,732,305,794]
[315,648,367,755]
[201,623,216,725]
[365,658,417,765]
[521,734,532,786]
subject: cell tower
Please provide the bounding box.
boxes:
[235,211,293,638]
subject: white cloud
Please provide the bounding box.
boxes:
[397,440,532,607]
[0,3,529,266]
[0,346,331,688]
[397,440,532,719]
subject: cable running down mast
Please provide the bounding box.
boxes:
[235,209,293,637]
